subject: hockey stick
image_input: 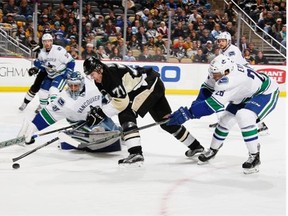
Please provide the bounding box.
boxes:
[0,121,85,149]
[12,122,86,163]
[77,119,170,147]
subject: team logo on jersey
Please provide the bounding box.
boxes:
[57,97,65,106]
[228,51,235,56]
[218,77,229,84]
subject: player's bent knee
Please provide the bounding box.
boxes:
[218,111,237,130]
[122,121,140,141]
[160,123,181,134]
[235,109,258,128]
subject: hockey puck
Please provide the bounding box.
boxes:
[12,163,20,169]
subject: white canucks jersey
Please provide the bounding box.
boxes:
[37,77,102,126]
[220,44,248,65]
[204,64,279,108]
[37,45,74,78]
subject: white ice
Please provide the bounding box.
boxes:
[0,93,286,216]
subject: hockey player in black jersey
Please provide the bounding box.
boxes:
[83,56,204,165]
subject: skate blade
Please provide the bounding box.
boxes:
[197,160,209,165]
[243,166,260,174]
[258,130,270,136]
[118,161,144,168]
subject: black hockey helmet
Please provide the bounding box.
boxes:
[83,56,103,75]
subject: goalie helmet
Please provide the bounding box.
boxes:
[67,71,84,100]
[83,56,103,75]
[217,31,231,45]
[208,54,234,78]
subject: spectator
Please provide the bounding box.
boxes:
[275,25,286,45]
[93,15,106,36]
[247,42,259,59]
[18,0,33,20]
[157,21,169,38]
[16,25,29,46]
[202,40,215,61]
[96,45,109,60]
[55,2,69,19]
[52,21,67,47]
[172,22,185,40]
[199,29,214,44]
[138,46,153,61]
[239,35,249,55]
[211,23,222,41]
[136,26,149,51]
[146,36,156,50]
[204,15,216,31]
[127,34,141,50]
[255,51,269,65]
[3,0,19,16]
[151,47,167,62]
[109,46,123,61]
[81,43,97,60]
[146,20,159,38]
[104,41,113,56]
[272,18,284,38]
[105,18,117,36]
[243,49,255,65]
[123,50,136,61]
[192,48,207,63]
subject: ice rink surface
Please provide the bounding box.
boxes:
[0,93,286,216]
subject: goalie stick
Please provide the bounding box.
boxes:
[12,122,86,163]
[0,121,85,149]
[76,119,170,147]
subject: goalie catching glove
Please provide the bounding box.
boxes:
[86,106,107,127]
[28,67,41,76]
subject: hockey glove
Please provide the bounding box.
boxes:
[167,106,193,126]
[86,106,107,127]
[28,67,40,76]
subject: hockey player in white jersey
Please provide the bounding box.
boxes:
[18,71,121,152]
[168,54,279,174]
[210,31,269,134]
[24,33,75,113]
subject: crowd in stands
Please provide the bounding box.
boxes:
[0,0,286,64]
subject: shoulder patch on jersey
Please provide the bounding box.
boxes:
[228,51,235,56]
[57,46,61,51]
[218,76,229,84]
[57,97,65,106]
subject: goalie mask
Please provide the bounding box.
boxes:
[67,71,84,100]
[83,56,103,75]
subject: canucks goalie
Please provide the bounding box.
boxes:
[17,71,121,152]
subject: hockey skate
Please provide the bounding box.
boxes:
[19,102,27,111]
[118,153,144,166]
[242,152,261,174]
[198,144,223,164]
[185,139,204,158]
[257,122,269,136]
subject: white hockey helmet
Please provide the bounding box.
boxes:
[42,33,53,42]
[67,71,84,100]
[208,54,234,77]
[217,31,231,45]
